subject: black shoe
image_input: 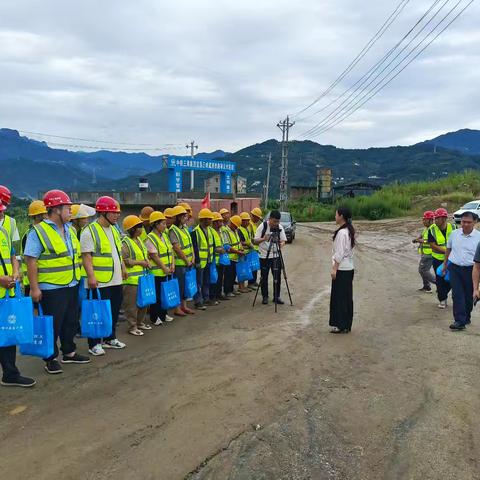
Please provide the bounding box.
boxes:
[61,353,91,364]
[262,297,268,305]
[274,298,285,305]
[45,360,63,374]
[219,295,230,301]
[1,376,36,388]
[465,319,471,325]
[449,322,466,331]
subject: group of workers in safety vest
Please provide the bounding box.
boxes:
[0,184,265,388]
[414,207,456,308]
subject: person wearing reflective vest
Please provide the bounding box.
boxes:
[80,196,127,356]
[237,212,254,293]
[249,207,262,287]
[209,212,226,303]
[121,215,152,336]
[21,200,47,294]
[0,185,20,244]
[223,215,246,297]
[191,208,214,309]
[168,205,196,315]
[146,211,175,325]
[25,190,90,375]
[428,208,455,309]
[139,206,154,242]
[0,206,36,388]
[413,211,436,293]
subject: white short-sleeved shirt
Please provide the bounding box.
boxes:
[332,227,354,271]
[447,228,480,267]
[254,222,287,259]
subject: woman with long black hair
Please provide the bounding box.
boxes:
[330,207,355,334]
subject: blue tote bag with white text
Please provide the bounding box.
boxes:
[81,289,113,338]
[20,304,54,359]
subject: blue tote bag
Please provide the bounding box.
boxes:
[209,262,218,284]
[236,257,253,282]
[20,305,54,359]
[137,272,157,308]
[0,282,34,347]
[161,275,181,309]
[436,262,450,282]
[78,278,87,305]
[81,289,112,338]
[184,267,198,298]
[247,251,260,272]
[219,253,231,266]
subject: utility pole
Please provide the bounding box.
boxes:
[277,116,294,211]
[265,152,272,207]
[186,140,198,191]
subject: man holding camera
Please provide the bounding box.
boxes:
[254,210,286,305]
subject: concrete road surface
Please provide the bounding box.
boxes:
[1,219,479,480]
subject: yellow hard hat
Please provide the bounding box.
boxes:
[198,208,214,219]
[230,215,242,228]
[212,212,223,221]
[71,203,96,220]
[140,206,154,221]
[178,202,192,213]
[149,211,166,224]
[240,212,251,221]
[28,200,47,217]
[251,207,262,218]
[219,208,229,215]
[164,207,174,218]
[123,215,143,231]
[171,205,187,217]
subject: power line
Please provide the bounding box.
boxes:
[39,141,185,152]
[305,0,475,139]
[292,0,410,119]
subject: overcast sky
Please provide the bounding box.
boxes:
[0,0,479,153]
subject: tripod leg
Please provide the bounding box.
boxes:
[252,239,273,308]
[278,249,293,306]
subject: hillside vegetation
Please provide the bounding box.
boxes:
[285,171,480,222]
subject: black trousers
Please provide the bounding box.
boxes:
[432,258,451,302]
[150,276,168,323]
[40,286,79,361]
[0,346,20,382]
[329,270,354,330]
[449,263,474,326]
[87,285,123,348]
[260,257,282,299]
[224,263,237,294]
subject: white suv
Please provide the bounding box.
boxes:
[453,201,480,224]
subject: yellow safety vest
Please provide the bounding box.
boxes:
[249,221,260,251]
[210,227,222,265]
[139,227,148,243]
[0,226,13,298]
[418,228,432,256]
[238,226,252,253]
[148,231,173,277]
[429,223,454,261]
[34,221,81,286]
[170,224,193,267]
[87,221,123,283]
[122,236,148,286]
[225,226,241,262]
[1,215,17,244]
[193,225,213,268]
[21,227,32,287]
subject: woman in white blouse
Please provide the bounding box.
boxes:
[330,207,355,333]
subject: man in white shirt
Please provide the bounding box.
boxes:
[443,211,480,330]
[254,210,286,305]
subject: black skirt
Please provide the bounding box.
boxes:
[329,270,354,330]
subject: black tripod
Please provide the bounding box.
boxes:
[252,231,293,312]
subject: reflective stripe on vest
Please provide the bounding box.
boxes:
[430,223,454,261]
[238,226,252,253]
[0,226,13,298]
[249,221,260,251]
[419,228,432,256]
[88,221,123,283]
[171,224,193,266]
[34,221,81,286]
[210,227,222,264]
[122,236,147,285]
[148,231,173,277]
[225,227,241,262]
[21,227,32,287]
[193,225,212,268]
[1,215,16,244]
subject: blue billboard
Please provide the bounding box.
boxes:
[167,157,236,193]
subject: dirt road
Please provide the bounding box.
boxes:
[1,219,479,480]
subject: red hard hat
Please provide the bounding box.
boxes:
[434,208,448,218]
[0,201,6,213]
[423,211,435,220]
[96,196,120,213]
[43,189,72,208]
[0,185,12,206]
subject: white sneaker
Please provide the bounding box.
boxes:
[103,338,126,349]
[438,301,447,309]
[165,314,174,322]
[226,292,236,298]
[153,317,163,326]
[89,344,106,356]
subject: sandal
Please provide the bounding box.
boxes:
[138,324,152,330]
[129,329,144,336]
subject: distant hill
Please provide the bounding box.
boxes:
[425,129,480,155]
